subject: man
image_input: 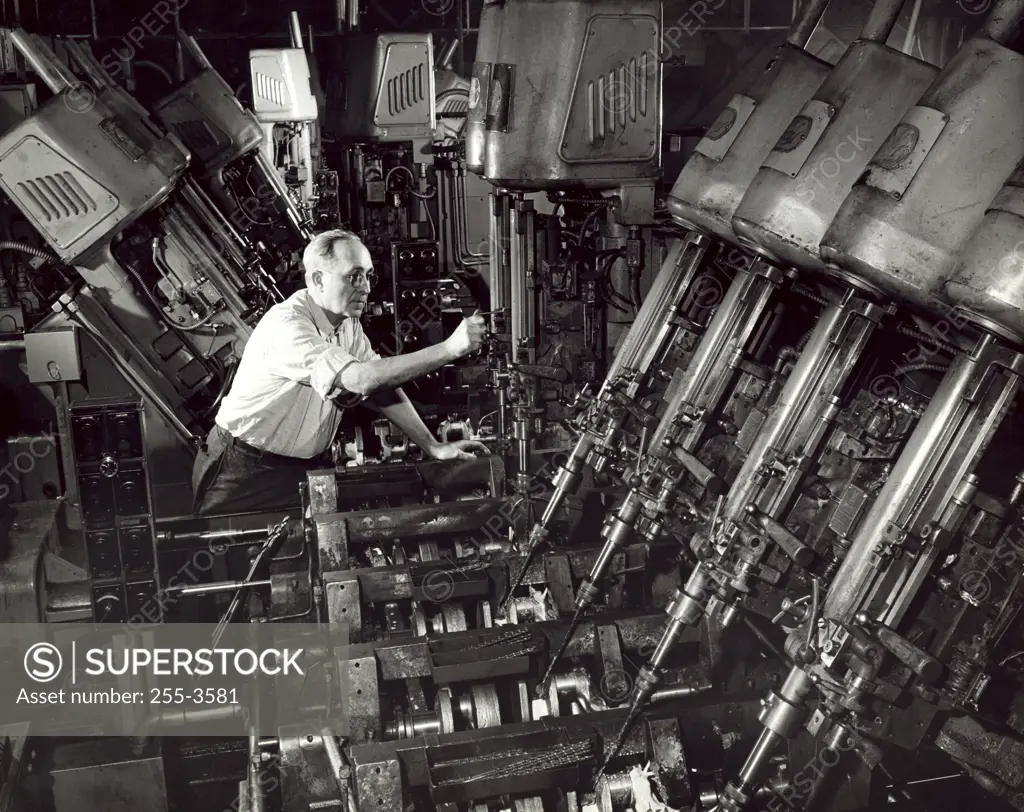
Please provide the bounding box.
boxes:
[192,229,489,515]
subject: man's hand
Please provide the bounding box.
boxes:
[426,439,491,460]
[444,311,488,358]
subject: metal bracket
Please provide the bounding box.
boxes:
[763,99,835,179]
[344,656,381,744]
[595,623,628,705]
[316,516,350,574]
[307,469,338,516]
[324,574,362,641]
[694,93,757,163]
[864,106,948,200]
[354,760,402,812]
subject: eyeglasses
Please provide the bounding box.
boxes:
[339,269,378,288]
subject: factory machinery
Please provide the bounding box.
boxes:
[0,22,316,458]
[5,0,1024,811]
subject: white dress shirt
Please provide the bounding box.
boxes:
[215,289,380,458]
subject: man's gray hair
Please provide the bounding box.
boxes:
[303,229,363,283]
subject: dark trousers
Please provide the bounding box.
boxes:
[191,425,326,516]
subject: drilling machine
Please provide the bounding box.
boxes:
[585,0,936,756]
[572,0,1024,807]
[57,35,294,312]
[0,30,283,450]
[467,0,708,609]
[325,13,496,453]
[533,0,843,681]
[249,11,321,224]
[151,29,313,288]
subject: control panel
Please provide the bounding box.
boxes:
[70,399,160,623]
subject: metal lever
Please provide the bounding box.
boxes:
[512,364,569,383]
[611,390,656,427]
[855,613,944,683]
[663,439,727,495]
[745,505,814,568]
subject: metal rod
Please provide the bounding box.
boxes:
[166,579,272,597]
[436,38,458,70]
[173,12,185,82]
[288,11,303,49]
[178,30,212,72]
[456,0,465,75]
[248,702,266,812]
[902,0,922,54]
[158,526,269,549]
[786,0,831,48]
[984,0,1024,45]
[860,0,908,44]
[10,30,76,93]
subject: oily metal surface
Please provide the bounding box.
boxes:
[667,43,830,244]
[731,40,937,275]
[482,0,661,191]
[946,169,1024,346]
[820,37,1024,314]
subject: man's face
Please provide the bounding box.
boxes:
[316,240,375,318]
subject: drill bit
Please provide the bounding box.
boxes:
[599,705,640,780]
[536,605,585,697]
[498,524,547,613]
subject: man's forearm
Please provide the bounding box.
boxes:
[373,389,439,452]
[339,343,456,396]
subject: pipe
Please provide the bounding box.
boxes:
[902,0,922,54]
[983,0,1024,45]
[173,12,185,82]
[288,11,303,49]
[0,339,25,351]
[0,240,58,262]
[786,0,832,49]
[860,0,908,44]
[135,60,175,86]
[178,30,213,72]
[347,0,360,31]
[10,31,76,93]
[437,39,459,70]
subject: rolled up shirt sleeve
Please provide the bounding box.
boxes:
[263,312,366,401]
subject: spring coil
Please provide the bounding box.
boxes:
[946,648,978,697]
[823,540,848,582]
[822,555,842,582]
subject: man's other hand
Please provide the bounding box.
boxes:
[427,439,491,461]
[444,311,488,358]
